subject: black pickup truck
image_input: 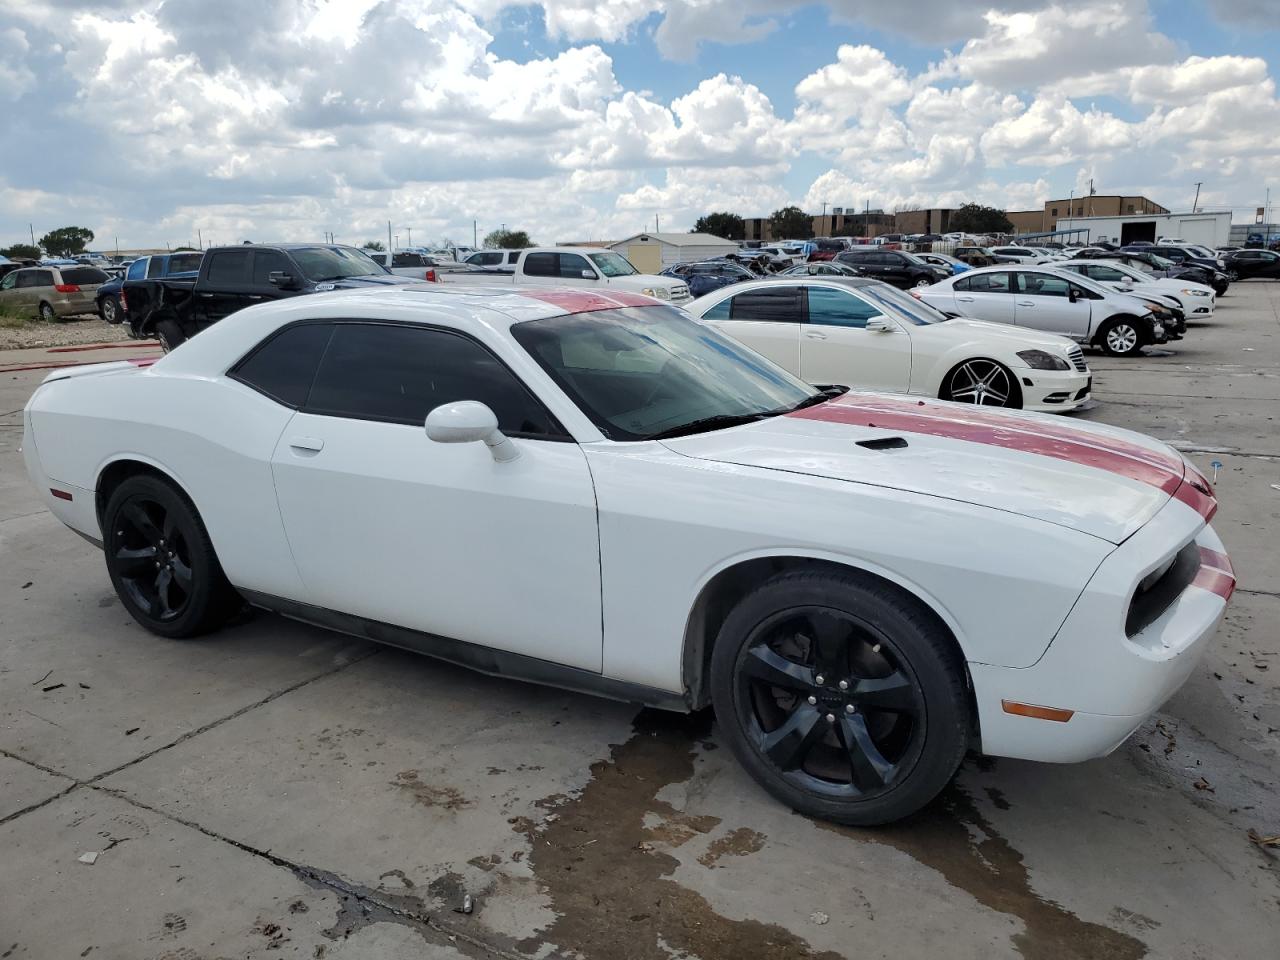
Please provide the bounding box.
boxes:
[123,243,420,350]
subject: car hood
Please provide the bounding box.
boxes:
[325,274,424,289]
[925,317,1079,352]
[607,274,688,293]
[659,394,1209,544]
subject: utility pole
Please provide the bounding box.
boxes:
[197,228,202,250]
[1192,182,1202,213]
[115,236,119,258]
[29,223,35,247]
[473,220,478,248]
[387,220,392,252]
[407,227,412,248]
[655,214,660,233]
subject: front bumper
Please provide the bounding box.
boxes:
[970,509,1230,763]
[1018,368,1092,413]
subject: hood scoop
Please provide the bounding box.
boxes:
[857,436,909,451]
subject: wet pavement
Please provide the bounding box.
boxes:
[1,290,1278,959]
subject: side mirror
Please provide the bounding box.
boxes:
[866,316,894,332]
[268,271,299,290]
[580,270,595,280]
[425,401,519,462]
[1068,287,1079,303]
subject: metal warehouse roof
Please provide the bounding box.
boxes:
[611,233,736,246]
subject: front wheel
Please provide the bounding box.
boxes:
[103,474,237,638]
[942,358,1020,407]
[1097,317,1144,357]
[915,277,932,287]
[710,571,970,825]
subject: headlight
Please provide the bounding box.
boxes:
[641,287,656,296]
[1016,349,1070,371]
[1142,300,1171,317]
[1182,288,1209,296]
[655,288,672,299]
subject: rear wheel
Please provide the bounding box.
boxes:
[154,318,186,353]
[38,301,56,322]
[100,296,120,324]
[710,570,970,825]
[103,474,236,638]
[1097,317,1144,357]
[942,358,1021,407]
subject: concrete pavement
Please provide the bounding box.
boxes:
[1,292,1277,959]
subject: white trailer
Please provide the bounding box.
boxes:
[1056,211,1231,248]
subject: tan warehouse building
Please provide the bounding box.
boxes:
[1007,196,1169,235]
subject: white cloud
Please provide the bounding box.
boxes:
[0,27,35,100]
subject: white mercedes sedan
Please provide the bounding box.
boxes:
[685,277,1092,412]
[23,286,1233,825]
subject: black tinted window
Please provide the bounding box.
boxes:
[524,252,558,277]
[728,286,803,322]
[507,252,520,263]
[61,267,107,285]
[168,253,203,274]
[954,272,1011,293]
[559,254,591,278]
[306,324,560,437]
[231,323,334,407]
[392,253,424,267]
[207,250,251,285]
[16,271,48,288]
[252,250,291,286]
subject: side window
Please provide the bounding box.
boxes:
[1090,265,1125,281]
[727,286,803,322]
[0,273,16,290]
[206,250,252,286]
[523,252,558,277]
[506,251,520,264]
[17,271,50,288]
[700,298,731,321]
[127,259,148,280]
[961,272,1011,293]
[559,253,592,279]
[805,287,881,328]
[146,257,164,279]
[169,253,203,274]
[230,323,335,407]
[953,276,971,292]
[1021,273,1072,297]
[251,250,291,286]
[305,324,561,437]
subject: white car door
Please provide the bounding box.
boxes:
[799,285,911,391]
[521,251,596,288]
[951,271,1017,325]
[269,320,604,671]
[700,285,803,371]
[1013,271,1093,339]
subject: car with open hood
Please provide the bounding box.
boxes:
[24,285,1231,826]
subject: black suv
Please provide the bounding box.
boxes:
[834,248,950,288]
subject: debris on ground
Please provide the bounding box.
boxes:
[31,670,52,686]
[77,852,99,865]
[21,581,32,589]
[1248,830,1280,848]
[124,727,140,736]
[1193,777,1214,793]
[453,894,474,915]
[78,683,90,689]
[42,683,65,693]
[809,912,829,925]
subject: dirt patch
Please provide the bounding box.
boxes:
[0,318,131,351]
[515,709,842,960]
[390,770,472,811]
[821,786,1148,960]
[698,827,767,868]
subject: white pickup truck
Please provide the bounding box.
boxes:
[444,247,691,304]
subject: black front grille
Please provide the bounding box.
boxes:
[1067,346,1088,372]
[1126,541,1200,637]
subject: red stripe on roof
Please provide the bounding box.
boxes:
[521,289,657,314]
[791,395,1186,495]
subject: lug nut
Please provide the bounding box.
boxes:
[807,695,817,705]
[815,675,825,686]
[838,680,848,691]
[845,704,856,714]
[825,713,836,723]
[871,644,882,654]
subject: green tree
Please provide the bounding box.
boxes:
[1,242,41,260]
[38,226,95,257]
[174,246,199,252]
[769,206,813,240]
[483,229,534,249]
[361,240,386,252]
[692,212,745,241]
[949,203,1013,235]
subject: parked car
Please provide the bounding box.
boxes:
[953,246,1019,267]
[779,262,864,278]
[1059,260,1216,319]
[365,251,481,280]
[1137,244,1227,276]
[0,265,109,320]
[808,238,849,261]
[686,276,1090,411]
[125,252,204,283]
[659,259,755,297]
[990,246,1055,265]
[834,248,950,288]
[915,252,970,275]
[1222,248,1280,280]
[464,249,523,271]
[1101,251,1230,296]
[123,244,421,351]
[916,265,1175,356]
[442,247,690,304]
[23,285,1230,826]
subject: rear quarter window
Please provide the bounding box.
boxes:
[60,268,108,285]
[229,323,335,407]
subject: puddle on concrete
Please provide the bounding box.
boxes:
[515,709,843,959]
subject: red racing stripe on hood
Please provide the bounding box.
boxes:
[790,394,1190,497]
[522,290,657,314]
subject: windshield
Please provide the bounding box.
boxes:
[862,285,948,325]
[588,252,639,277]
[900,251,929,266]
[1147,254,1174,269]
[511,306,818,441]
[1185,245,1214,258]
[291,246,384,281]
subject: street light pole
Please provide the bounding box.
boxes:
[1192,181,1203,213]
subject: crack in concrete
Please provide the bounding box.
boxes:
[1237,587,1280,599]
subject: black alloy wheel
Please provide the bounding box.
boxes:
[944,359,1019,407]
[154,318,185,353]
[103,474,235,638]
[711,571,970,825]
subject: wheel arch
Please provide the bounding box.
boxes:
[680,551,974,715]
[95,456,192,530]
[1092,312,1148,346]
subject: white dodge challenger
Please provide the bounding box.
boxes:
[23,286,1234,825]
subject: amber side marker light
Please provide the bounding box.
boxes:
[1001,700,1074,722]
[50,488,73,501]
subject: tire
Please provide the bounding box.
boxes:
[38,301,56,322]
[1225,270,1239,282]
[100,296,120,324]
[1096,316,1144,357]
[941,358,1021,408]
[915,277,932,287]
[709,570,970,825]
[102,474,237,639]
[154,318,186,353]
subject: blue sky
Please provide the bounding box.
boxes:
[1,0,1277,249]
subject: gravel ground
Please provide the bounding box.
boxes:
[0,313,132,351]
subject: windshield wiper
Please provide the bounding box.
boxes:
[648,413,771,440]
[777,385,848,413]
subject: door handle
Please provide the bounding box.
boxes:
[1016,301,1035,307]
[956,296,976,302]
[246,294,264,300]
[198,292,214,298]
[288,436,324,453]
[805,331,828,340]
